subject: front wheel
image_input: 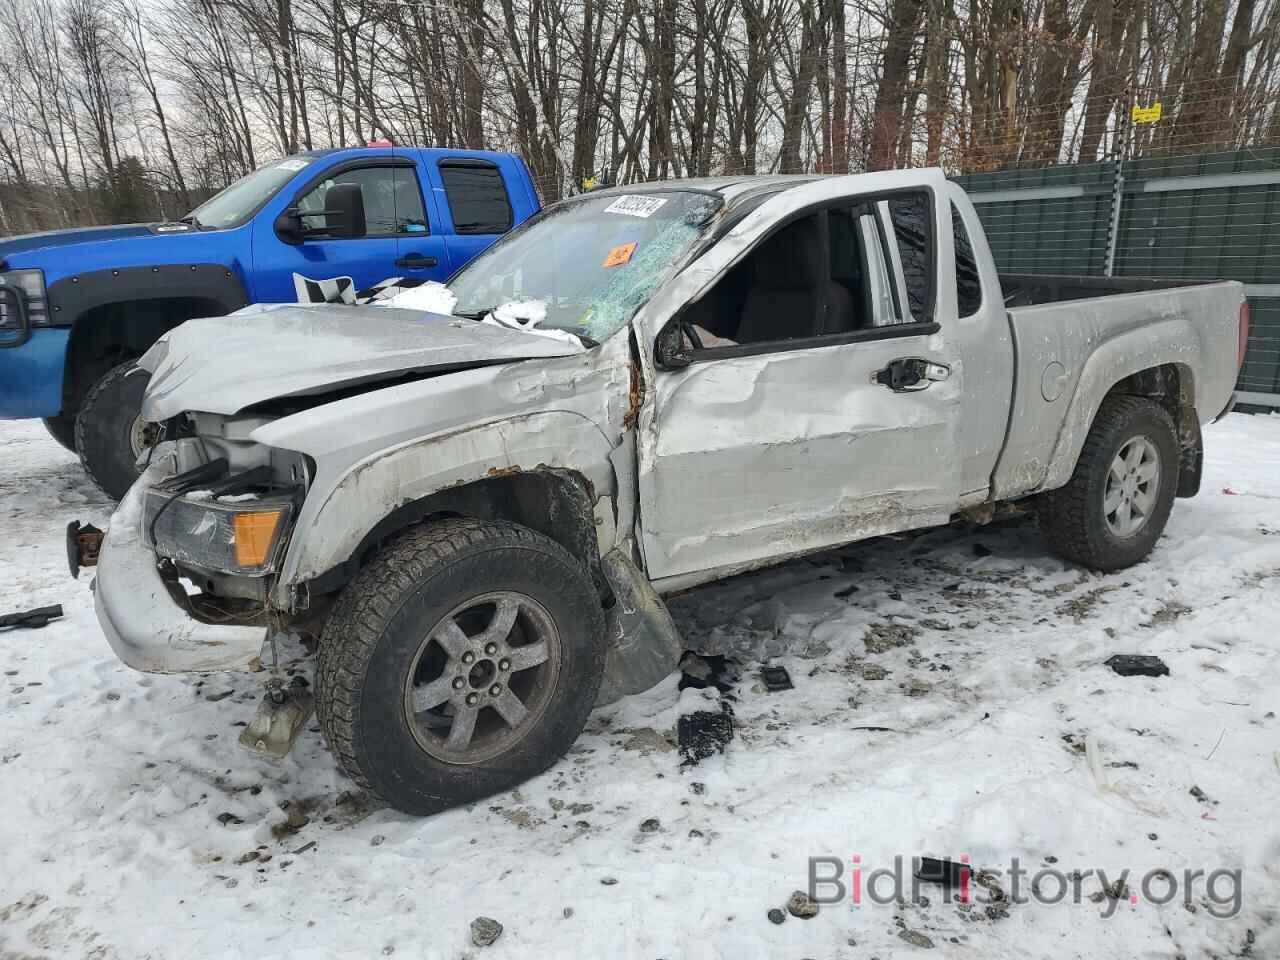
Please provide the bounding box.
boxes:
[1037,396,1179,571]
[75,360,158,500]
[42,413,77,452]
[316,518,606,815]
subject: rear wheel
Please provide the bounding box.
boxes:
[1038,396,1179,571]
[316,518,606,815]
[75,360,158,500]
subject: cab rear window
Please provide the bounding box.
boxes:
[439,161,514,235]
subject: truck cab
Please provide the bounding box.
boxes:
[0,145,540,498]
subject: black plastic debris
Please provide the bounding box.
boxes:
[915,856,971,888]
[677,652,737,765]
[678,711,734,765]
[677,652,737,695]
[0,604,63,631]
[760,664,793,692]
[1104,654,1170,677]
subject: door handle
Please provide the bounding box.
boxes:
[873,358,950,392]
[396,254,438,269]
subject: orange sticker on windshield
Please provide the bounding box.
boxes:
[603,242,637,268]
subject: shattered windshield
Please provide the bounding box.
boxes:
[447,190,721,343]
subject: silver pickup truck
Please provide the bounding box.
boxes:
[78,170,1246,814]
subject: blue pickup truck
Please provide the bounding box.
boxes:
[0,145,540,497]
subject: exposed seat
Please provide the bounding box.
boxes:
[827,210,867,330]
[737,217,855,343]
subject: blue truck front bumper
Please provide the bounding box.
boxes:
[0,327,68,418]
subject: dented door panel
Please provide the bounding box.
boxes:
[640,330,962,583]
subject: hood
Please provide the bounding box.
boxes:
[138,303,586,420]
[0,223,194,262]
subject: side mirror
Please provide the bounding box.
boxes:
[277,183,368,244]
[653,321,692,370]
[274,207,304,245]
[315,182,367,239]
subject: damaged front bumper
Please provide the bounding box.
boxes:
[92,459,270,674]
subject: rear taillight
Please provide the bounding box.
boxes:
[1238,301,1251,371]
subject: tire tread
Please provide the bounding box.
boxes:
[315,518,602,806]
[1038,395,1177,571]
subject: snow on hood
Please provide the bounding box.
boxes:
[137,302,585,420]
[373,280,458,315]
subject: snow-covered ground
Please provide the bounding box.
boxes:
[2,414,1279,960]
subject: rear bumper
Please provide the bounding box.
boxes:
[93,458,269,674]
[0,327,68,419]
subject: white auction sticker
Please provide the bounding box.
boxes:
[276,157,312,172]
[604,195,668,218]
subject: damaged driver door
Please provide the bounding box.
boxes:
[636,177,963,586]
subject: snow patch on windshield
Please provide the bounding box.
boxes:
[483,300,584,348]
[374,280,458,315]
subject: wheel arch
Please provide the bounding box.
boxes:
[53,264,248,416]
[301,468,609,602]
[1041,330,1200,496]
[270,411,620,610]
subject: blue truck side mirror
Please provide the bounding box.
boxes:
[277,182,367,244]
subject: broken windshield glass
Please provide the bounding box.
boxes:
[447,190,721,343]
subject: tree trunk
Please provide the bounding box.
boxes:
[868,0,925,170]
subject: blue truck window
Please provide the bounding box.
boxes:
[297,165,429,237]
[438,161,513,235]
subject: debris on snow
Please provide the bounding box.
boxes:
[760,664,793,691]
[1104,654,1170,677]
[470,916,503,947]
[915,857,971,889]
[786,890,819,919]
[898,928,936,948]
[0,604,63,630]
[864,622,917,654]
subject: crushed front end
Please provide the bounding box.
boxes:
[81,415,316,755]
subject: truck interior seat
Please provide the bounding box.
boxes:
[828,209,870,329]
[737,216,855,343]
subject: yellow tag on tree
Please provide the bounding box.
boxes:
[603,242,637,268]
[1131,102,1162,125]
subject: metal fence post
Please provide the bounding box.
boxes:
[1103,92,1133,278]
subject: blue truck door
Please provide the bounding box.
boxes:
[392,150,452,283]
[250,157,446,302]
[433,157,519,273]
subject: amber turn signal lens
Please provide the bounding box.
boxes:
[232,510,286,569]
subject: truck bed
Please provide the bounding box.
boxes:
[990,277,1245,501]
[1000,273,1203,307]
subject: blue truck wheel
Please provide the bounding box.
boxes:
[42,414,77,451]
[74,360,157,500]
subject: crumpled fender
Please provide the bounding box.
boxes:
[269,409,617,604]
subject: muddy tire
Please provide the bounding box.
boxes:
[42,413,77,452]
[315,518,606,815]
[1038,396,1179,572]
[75,360,155,500]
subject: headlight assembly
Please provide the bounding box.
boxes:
[143,490,294,576]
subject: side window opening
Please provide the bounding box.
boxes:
[439,161,514,235]
[952,202,983,317]
[296,165,428,237]
[678,190,934,353]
